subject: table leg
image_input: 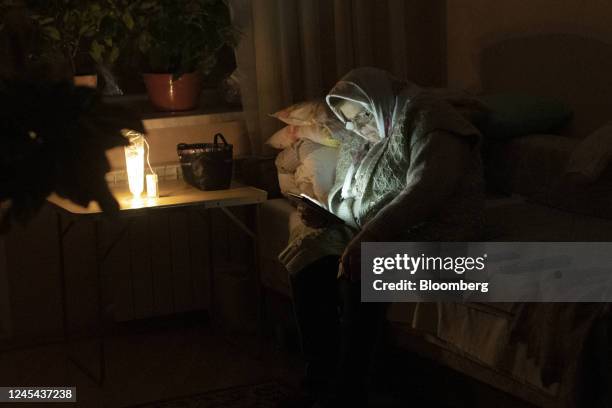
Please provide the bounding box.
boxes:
[195,209,215,324]
[59,214,132,386]
[57,212,68,342]
[206,209,216,325]
[219,207,255,239]
[64,219,105,386]
[217,205,265,336]
[93,219,105,385]
[251,204,266,338]
[57,212,77,341]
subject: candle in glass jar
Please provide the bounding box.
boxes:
[146,174,159,198]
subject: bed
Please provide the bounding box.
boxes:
[406,32,612,407]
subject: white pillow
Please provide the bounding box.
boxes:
[266,125,340,150]
[294,140,338,204]
[274,139,339,204]
[277,173,301,196]
[266,126,299,150]
[298,126,340,148]
[270,100,332,126]
[275,146,300,174]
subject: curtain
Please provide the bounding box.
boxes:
[229,0,446,155]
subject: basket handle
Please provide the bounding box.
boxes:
[214,133,228,145]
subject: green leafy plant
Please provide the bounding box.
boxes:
[4,0,136,75]
[134,0,239,77]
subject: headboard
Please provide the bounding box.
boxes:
[446,0,612,138]
[477,33,612,138]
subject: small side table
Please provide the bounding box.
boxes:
[47,180,267,385]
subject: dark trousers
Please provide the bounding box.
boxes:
[289,255,386,398]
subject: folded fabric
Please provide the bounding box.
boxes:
[478,93,573,139]
[566,121,612,182]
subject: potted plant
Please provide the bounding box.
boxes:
[134,0,239,111]
[24,0,135,88]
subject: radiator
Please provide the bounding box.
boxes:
[95,206,252,322]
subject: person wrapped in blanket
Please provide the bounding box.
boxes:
[277,67,485,408]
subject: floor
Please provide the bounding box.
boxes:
[0,316,302,408]
[373,349,537,408]
[0,314,536,408]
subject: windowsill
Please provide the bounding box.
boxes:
[103,93,243,130]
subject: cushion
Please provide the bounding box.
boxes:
[296,125,340,147]
[270,100,334,126]
[266,125,340,150]
[266,126,300,150]
[478,93,573,139]
[269,120,340,203]
[293,140,338,203]
[274,147,301,174]
[268,100,345,203]
[277,173,300,197]
[274,139,339,202]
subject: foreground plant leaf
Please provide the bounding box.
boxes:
[0,80,144,230]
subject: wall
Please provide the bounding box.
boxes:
[447,0,612,90]
[107,114,249,171]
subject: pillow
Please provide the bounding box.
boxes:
[295,140,338,203]
[274,145,300,174]
[275,138,326,175]
[270,100,333,126]
[266,126,299,150]
[277,173,301,196]
[477,93,573,139]
[270,100,343,202]
[566,121,612,182]
[266,125,340,150]
[274,139,339,203]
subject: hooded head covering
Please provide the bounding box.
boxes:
[326,67,420,141]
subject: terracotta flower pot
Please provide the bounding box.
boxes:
[73,74,98,89]
[143,72,202,112]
